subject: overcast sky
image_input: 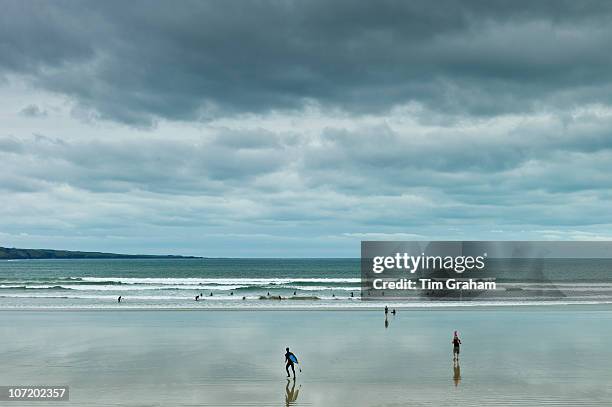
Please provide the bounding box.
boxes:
[2,0,612,257]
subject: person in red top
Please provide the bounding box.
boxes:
[452,331,461,361]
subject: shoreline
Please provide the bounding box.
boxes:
[2,302,612,312]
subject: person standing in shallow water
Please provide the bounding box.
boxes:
[284,347,297,378]
[452,331,461,360]
[117,296,121,303]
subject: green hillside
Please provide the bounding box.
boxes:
[0,247,201,260]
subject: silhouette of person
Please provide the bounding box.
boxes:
[391,309,396,315]
[285,378,301,406]
[195,295,199,301]
[452,331,462,361]
[285,347,297,378]
[384,306,388,315]
[453,359,461,387]
[117,296,121,303]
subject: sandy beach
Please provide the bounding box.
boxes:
[0,306,611,406]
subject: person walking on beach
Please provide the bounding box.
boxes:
[285,347,297,378]
[384,306,388,315]
[452,331,461,360]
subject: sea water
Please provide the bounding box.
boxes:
[1,258,611,309]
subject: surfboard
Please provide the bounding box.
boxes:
[289,354,298,364]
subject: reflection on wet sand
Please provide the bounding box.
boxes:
[285,378,301,406]
[453,359,461,387]
[2,310,612,406]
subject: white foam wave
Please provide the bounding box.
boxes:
[78,277,361,284]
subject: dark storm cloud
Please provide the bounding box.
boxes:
[3,0,612,124]
[3,1,612,255]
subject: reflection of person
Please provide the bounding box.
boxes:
[285,378,301,406]
[285,347,296,378]
[384,316,389,329]
[452,331,461,360]
[453,359,461,387]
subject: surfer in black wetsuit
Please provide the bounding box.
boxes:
[117,296,121,303]
[285,347,296,378]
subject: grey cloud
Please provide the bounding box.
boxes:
[213,129,284,150]
[306,115,612,180]
[3,107,612,234]
[19,104,47,117]
[0,132,290,195]
[4,1,612,255]
[0,136,24,153]
[3,1,612,124]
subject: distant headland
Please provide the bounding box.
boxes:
[0,247,202,260]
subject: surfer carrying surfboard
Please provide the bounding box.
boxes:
[284,347,298,378]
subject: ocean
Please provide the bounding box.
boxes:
[1,258,612,309]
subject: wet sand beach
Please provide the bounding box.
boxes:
[0,307,611,406]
